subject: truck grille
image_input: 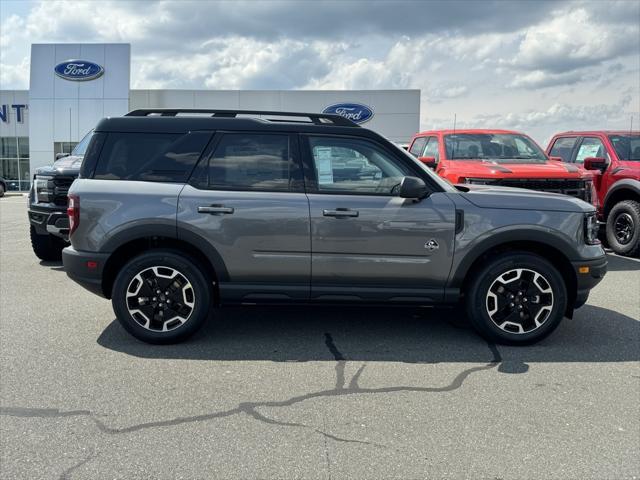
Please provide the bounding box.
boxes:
[493,178,591,202]
[50,176,75,206]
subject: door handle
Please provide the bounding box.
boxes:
[198,205,235,215]
[323,208,359,218]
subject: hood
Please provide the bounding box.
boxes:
[456,184,594,213]
[445,159,587,178]
[34,155,83,177]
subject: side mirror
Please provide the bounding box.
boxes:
[549,156,563,162]
[55,152,70,160]
[399,176,428,199]
[583,157,607,172]
[418,156,437,169]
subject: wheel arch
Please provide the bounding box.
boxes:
[452,234,578,316]
[603,179,640,217]
[101,232,228,301]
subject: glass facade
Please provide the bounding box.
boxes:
[0,137,30,191]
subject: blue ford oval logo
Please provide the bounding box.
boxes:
[323,103,374,124]
[54,60,104,81]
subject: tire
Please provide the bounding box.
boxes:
[465,252,567,345]
[606,200,640,257]
[0,183,5,198]
[30,225,66,261]
[111,249,212,344]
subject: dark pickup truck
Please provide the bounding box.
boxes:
[28,131,93,260]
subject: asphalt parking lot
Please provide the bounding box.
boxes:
[0,194,638,480]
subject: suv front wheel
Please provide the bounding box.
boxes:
[465,252,567,345]
[112,250,212,344]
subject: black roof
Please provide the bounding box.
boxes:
[94,109,382,139]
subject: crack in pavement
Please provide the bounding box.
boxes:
[1,334,502,478]
[58,450,97,480]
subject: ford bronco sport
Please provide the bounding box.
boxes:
[62,109,606,345]
[408,129,595,204]
[547,131,640,256]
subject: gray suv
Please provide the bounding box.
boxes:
[62,109,607,345]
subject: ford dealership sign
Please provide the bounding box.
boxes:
[323,103,374,124]
[54,60,104,81]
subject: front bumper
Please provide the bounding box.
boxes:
[62,246,110,298]
[28,206,69,240]
[572,255,607,309]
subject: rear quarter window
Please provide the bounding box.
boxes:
[93,131,212,182]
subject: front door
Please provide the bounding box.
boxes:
[301,134,457,302]
[177,132,311,301]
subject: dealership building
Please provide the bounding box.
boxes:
[0,43,420,191]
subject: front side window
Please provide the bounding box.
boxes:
[408,137,427,157]
[575,137,606,164]
[609,134,640,161]
[94,132,210,182]
[423,137,439,160]
[549,136,577,162]
[444,133,547,163]
[308,136,411,195]
[71,130,94,156]
[208,133,292,191]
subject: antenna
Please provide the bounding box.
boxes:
[631,115,634,133]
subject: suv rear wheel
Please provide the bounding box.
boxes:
[111,250,212,344]
[30,226,66,261]
[465,252,567,345]
[606,200,640,257]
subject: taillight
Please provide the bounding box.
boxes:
[67,194,79,236]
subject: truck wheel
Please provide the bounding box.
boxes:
[0,183,5,197]
[111,250,212,344]
[30,226,66,261]
[606,200,640,257]
[465,252,567,345]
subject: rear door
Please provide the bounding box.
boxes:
[177,132,311,301]
[301,134,457,303]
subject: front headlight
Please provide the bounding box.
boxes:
[34,176,51,203]
[584,212,600,245]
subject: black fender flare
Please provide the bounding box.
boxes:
[603,178,640,211]
[449,226,579,288]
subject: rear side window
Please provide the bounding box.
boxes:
[549,137,577,162]
[409,137,427,157]
[208,133,292,192]
[93,132,211,182]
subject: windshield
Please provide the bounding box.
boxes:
[444,133,547,163]
[609,134,640,161]
[71,129,94,156]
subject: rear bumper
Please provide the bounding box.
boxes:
[62,246,110,298]
[572,255,607,308]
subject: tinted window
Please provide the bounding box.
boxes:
[444,133,547,162]
[609,134,640,161]
[575,137,605,163]
[308,136,411,195]
[549,136,578,162]
[208,134,292,191]
[409,137,427,156]
[423,137,439,160]
[72,130,94,156]
[94,132,211,182]
[79,132,106,178]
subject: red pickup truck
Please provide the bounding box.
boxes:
[546,131,640,256]
[408,128,595,203]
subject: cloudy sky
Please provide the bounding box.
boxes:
[0,0,638,143]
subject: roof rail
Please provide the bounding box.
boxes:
[125,109,359,127]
